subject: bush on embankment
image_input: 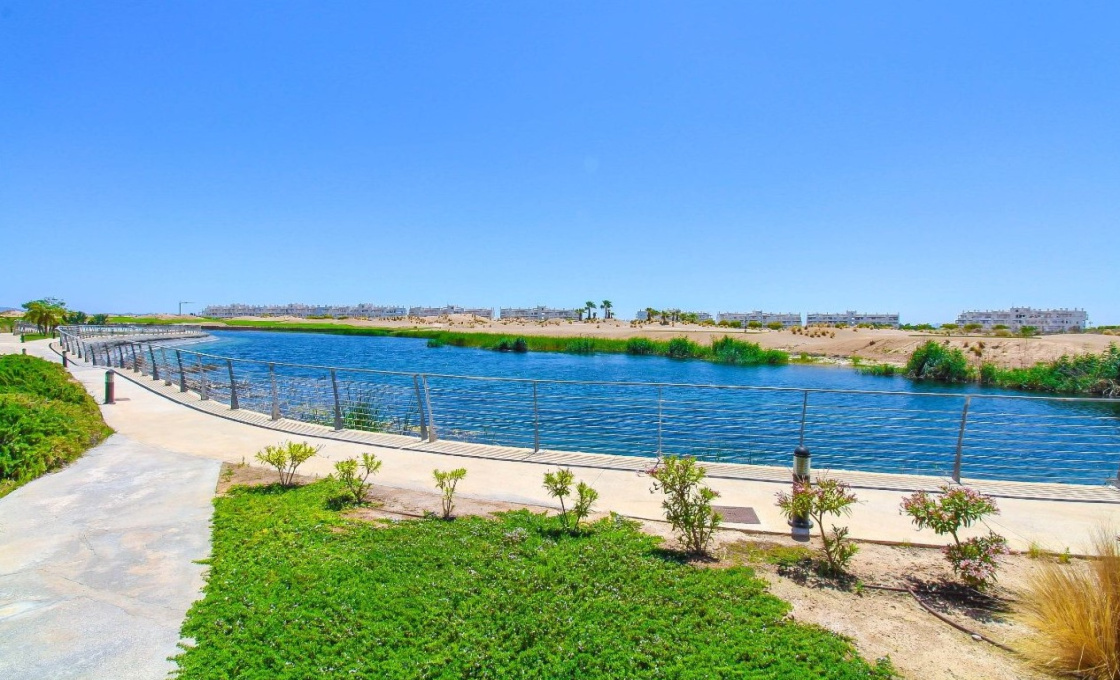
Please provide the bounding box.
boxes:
[0,355,111,496]
[905,341,975,382]
[981,344,1120,397]
[894,340,1120,397]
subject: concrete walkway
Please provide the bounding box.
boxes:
[0,435,220,679]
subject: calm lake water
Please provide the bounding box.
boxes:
[188,330,1120,485]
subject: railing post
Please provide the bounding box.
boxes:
[103,345,112,367]
[130,343,139,372]
[117,344,126,369]
[533,381,540,453]
[149,345,159,381]
[330,369,343,430]
[422,375,437,442]
[162,348,172,386]
[269,363,280,420]
[413,375,429,441]
[657,386,663,457]
[953,396,971,483]
[198,356,209,401]
[176,350,187,392]
[227,359,239,410]
[90,344,98,366]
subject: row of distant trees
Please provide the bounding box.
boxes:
[19,298,108,334]
[575,300,612,321]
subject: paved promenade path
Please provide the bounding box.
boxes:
[0,435,219,679]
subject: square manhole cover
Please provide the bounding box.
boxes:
[712,505,760,524]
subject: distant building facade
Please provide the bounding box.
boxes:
[500,306,581,321]
[955,307,1088,333]
[806,311,900,327]
[408,305,494,319]
[201,303,407,319]
[717,311,802,327]
[634,310,713,322]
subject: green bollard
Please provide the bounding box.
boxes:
[104,371,115,405]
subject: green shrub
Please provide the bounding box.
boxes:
[905,341,974,382]
[255,440,321,487]
[343,399,390,432]
[980,344,1120,396]
[710,336,788,366]
[433,467,467,519]
[542,467,599,531]
[493,337,529,353]
[858,363,898,377]
[776,477,860,575]
[565,338,596,355]
[666,337,703,359]
[625,337,656,355]
[0,354,93,405]
[0,394,110,489]
[0,356,110,495]
[648,455,722,555]
[426,338,445,348]
[901,485,1007,588]
[333,452,382,505]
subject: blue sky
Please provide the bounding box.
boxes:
[2,2,1117,324]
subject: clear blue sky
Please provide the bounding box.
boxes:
[2,2,1117,324]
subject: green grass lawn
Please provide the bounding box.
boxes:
[174,480,894,679]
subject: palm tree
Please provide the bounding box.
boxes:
[600,300,613,320]
[585,301,596,321]
[645,307,657,324]
[22,298,66,334]
[576,305,585,322]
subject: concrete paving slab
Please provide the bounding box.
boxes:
[0,434,220,680]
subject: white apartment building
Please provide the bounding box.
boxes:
[634,310,713,322]
[717,311,802,327]
[408,305,494,319]
[805,311,900,327]
[500,306,582,321]
[201,303,407,319]
[955,307,1088,333]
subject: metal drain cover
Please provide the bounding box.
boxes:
[712,506,760,524]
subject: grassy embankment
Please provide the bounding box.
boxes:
[0,355,112,497]
[173,479,894,679]
[861,340,1120,397]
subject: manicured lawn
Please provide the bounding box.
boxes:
[174,481,894,679]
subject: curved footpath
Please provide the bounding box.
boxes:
[2,334,1119,678]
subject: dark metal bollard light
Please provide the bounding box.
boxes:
[104,370,115,405]
[789,444,813,529]
[62,351,68,367]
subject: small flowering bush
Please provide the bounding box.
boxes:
[542,467,599,531]
[901,485,1008,588]
[333,452,382,505]
[648,455,722,555]
[776,477,860,575]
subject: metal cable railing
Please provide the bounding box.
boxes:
[57,326,1120,487]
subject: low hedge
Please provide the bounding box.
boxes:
[0,355,111,495]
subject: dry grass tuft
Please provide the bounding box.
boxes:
[1022,529,1120,678]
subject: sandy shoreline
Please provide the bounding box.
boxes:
[124,314,1120,371]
